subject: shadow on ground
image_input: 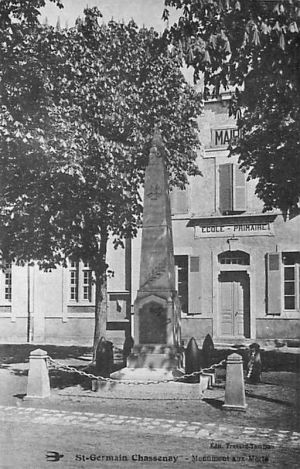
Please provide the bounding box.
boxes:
[202,398,224,409]
[0,344,91,365]
[0,343,128,391]
[48,361,124,391]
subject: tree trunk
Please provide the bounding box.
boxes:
[92,231,108,362]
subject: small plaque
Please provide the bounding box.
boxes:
[139,302,167,344]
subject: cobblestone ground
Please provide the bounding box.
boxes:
[1,404,299,447]
[1,405,299,469]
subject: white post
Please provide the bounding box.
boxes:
[26,348,50,398]
[223,353,247,411]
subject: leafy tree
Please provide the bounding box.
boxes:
[0,4,202,357]
[0,0,63,26]
[163,0,300,215]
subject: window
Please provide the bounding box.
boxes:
[218,250,250,265]
[69,261,93,303]
[283,252,300,310]
[0,261,12,303]
[70,261,78,301]
[219,163,246,214]
[83,263,92,302]
[4,263,12,301]
[175,256,188,314]
[267,252,300,315]
[174,255,201,315]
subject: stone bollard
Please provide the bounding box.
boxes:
[26,349,50,399]
[222,353,247,411]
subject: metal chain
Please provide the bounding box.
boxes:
[246,351,255,379]
[47,356,226,386]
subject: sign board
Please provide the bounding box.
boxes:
[211,127,242,148]
[195,222,273,238]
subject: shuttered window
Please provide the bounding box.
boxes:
[267,252,300,314]
[219,164,233,214]
[266,253,281,315]
[170,187,189,215]
[175,255,188,314]
[282,252,300,310]
[189,256,201,314]
[234,164,247,211]
[175,255,201,315]
[219,164,246,214]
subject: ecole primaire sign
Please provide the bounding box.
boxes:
[195,222,273,237]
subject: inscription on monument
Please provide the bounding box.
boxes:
[146,183,162,200]
[139,302,167,344]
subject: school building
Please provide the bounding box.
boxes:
[1,95,299,346]
[168,94,300,345]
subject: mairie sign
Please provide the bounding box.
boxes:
[195,222,273,238]
[211,127,242,147]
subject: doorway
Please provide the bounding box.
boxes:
[219,271,250,338]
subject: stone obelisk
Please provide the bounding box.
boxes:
[127,130,182,374]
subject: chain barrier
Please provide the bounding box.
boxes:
[246,351,255,379]
[47,356,226,386]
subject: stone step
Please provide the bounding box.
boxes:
[91,368,215,399]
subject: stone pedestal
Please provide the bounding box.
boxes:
[223,353,247,411]
[127,344,183,370]
[132,292,182,372]
[26,348,50,399]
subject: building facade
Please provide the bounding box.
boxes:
[0,241,131,347]
[165,95,300,345]
[1,96,299,346]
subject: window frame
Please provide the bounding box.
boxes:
[0,261,12,305]
[282,252,300,312]
[68,260,94,305]
[174,255,189,315]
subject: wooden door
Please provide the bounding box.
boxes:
[219,271,249,337]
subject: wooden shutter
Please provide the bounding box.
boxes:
[170,188,188,214]
[266,253,282,315]
[219,164,233,214]
[175,256,188,315]
[233,165,246,211]
[219,164,246,213]
[11,264,28,320]
[188,256,201,314]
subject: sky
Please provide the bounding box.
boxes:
[41,0,178,30]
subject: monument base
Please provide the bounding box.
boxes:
[92,366,212,399]
[110,365,183,382]
[91,377,202,400]
[126,344,184,370]
[110,344,184,383]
